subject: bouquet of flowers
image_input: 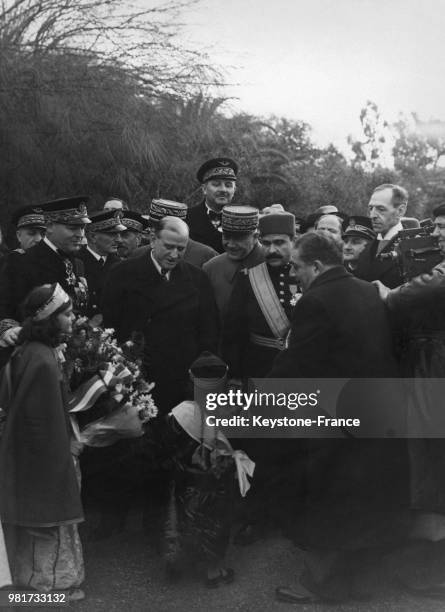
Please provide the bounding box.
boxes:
[64,316,158,447]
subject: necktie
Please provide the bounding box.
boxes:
[99,257,105,267]
[377,239,390,256]
[160,268,169,282]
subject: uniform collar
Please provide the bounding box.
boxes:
[86,245,107,262]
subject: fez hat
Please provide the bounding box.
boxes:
[12,205,46,230]
[40,196,90,225]
[221,205,259,233]
[197,157,238,183]
[121,211,149,233]
[433,204,445,218]
[259,212,295,237]
[88,210,126,233]
[149,199,187,224]
[342,215,376,241]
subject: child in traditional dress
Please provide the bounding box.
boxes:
[162,352,254,587]
[0,283,85,601]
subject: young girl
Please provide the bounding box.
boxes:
[0,283,85,601]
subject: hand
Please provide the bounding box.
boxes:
[70,439,84,457]
[0,326,22,347]
[372,280,390,301]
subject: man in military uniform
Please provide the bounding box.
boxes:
[118,211,149,259]
[139,199,218,268]
[77,209,125,318]
[222,212,297,378]
[203,205,264,317]
[221,212,299,543]
[0,197,90,346]
[342,215,376,273]
[187,157,238,253]
[355,183,408,288]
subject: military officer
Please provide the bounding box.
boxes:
[78,209,125,317]
[187,157,238,253]
[0,197,90,346]
[118,211,149,259]
[133,198,218,267]
[203,205,264,317]
[342,216,376,273]
[222,212,297,378]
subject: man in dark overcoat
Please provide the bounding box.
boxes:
[354,183,408,288]
[101,216,219,414]
[271,233,408,604]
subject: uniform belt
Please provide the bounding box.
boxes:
[250,332,287,351]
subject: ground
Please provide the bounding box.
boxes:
[69,515,445,612]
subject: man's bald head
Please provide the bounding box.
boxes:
[155,216,189,239]
[152,215,189,270]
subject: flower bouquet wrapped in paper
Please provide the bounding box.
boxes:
[65,317,157,447]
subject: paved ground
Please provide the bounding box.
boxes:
[69,515,445,612]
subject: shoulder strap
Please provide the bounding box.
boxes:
[248,263,290,338]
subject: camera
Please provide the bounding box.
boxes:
[379,219,442,281]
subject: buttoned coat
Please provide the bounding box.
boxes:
[187,201,224,253]
[77,247,120,317]
[203,243,264,318]
[0,240,87,321]
[101,252,219,413]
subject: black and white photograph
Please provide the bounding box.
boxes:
[1,0,445,610]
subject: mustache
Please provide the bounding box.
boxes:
[266,254,283,260]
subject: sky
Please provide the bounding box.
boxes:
[176,0,445,150]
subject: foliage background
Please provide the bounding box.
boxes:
[1,0,444,241]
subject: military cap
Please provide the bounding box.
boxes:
[433,204,445,218]
[104,197,128,211]
[149,199,187,223]
[314,204,339,215]
[88,209,126,233]
[12,205,46,229]
[40,196,90,225]
[342,215,376,241]
[259,212,295,237]
[121,210,149,233]
[221,205,259,233]
[196,157,238,184]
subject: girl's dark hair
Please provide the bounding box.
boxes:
[18,284,72,347]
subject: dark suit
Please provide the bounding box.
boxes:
[270,266,398,378]
[101,251,219,413]
[0,240,88,320]
[77,248,120,317]
[354,236,403,288]
[187,201,224,253]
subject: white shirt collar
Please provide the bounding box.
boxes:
[44,236,59,253]
[86,246,106,262]
[150,250,170,280]
[378,221,403,241]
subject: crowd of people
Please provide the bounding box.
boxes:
[0,156,445,605]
